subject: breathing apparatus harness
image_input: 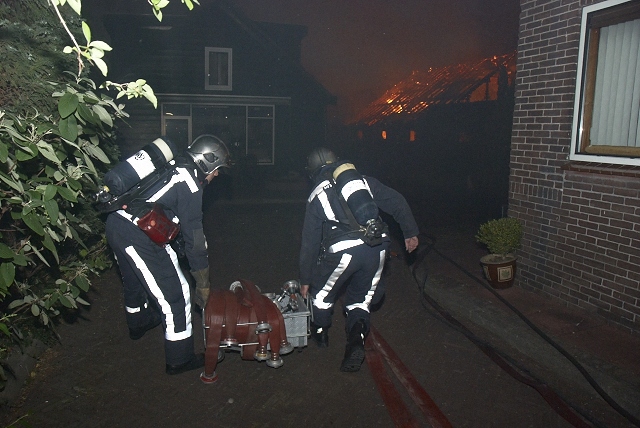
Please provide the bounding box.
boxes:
[93,138,189,247]
[320,161,388,251]
[94,161,178,215]
[95,161,183,247]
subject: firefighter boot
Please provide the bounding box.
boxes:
[310,323,329,348]
[340,319,367,372]
[129,309,162,340]
[166,353,205,375]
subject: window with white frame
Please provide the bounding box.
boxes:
[570,0,640,166]
[161,102,275,165]
[205,47,232,91]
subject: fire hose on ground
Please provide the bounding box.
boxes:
[410,233,640,428]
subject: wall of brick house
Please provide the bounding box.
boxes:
[510,0,640,333]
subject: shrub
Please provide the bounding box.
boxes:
[475,217,522,256]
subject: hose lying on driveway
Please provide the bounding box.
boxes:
[409,233,640,428]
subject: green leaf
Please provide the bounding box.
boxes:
[22,212,45,236]
[47,292,59,308]
[0,263,16,289]
[12,253,29,267]
[36,140,62,165]
[57,185,78,202]
[0,243,14,259]
[83,91,101,105]
[58,92,79,119]
[142,84,158,109]
[3,125,29,143]
[45,227,61,243]
[31,304,40,317]
[7,298,23,310]
[91,105,113,128]
[85,144,110,164]
[70,285,80,298]
[67,0,82,15]
[88,41,112,51]
[44,184,57,201]
[44,199,59,223]
[89,47,105,60]
[82,152,97,176]
[76,103,98,125]
[68,224,87,249]
[75,275,90,292]
[30,245,50,268]
[42,234,59,264]
[93,57,108,77]
[0,173,24,193]
[16,145,36,161]
[67,177,81,191]
[76,296,90,306]
[81,21,91,44]
[61,295,75,308]
[0,141,8,162]
[0,323,10,337]
[59,115,78,141]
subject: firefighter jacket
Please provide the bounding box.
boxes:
[112,160,209,272]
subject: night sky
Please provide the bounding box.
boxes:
[230,0,521,122]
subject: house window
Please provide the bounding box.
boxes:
[161,102,275,165]
[247,106,274,164]
[205,47,232,91]
[570,0,640,166]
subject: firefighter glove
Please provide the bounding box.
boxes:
[191,267,211,308]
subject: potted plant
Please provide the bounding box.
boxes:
[475,217,523,289]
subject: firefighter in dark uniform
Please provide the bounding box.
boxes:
[105,134,230,375]
[299,147,419,372]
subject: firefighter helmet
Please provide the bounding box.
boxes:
[186,134,231,175]
[306,147,338,179]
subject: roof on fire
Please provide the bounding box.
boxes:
[349,51,517,126]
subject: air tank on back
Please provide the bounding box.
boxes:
[332,162,378,225]
[103,137,177,196]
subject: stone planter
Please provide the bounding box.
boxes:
[480,254,517,289]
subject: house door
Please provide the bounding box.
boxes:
[164,118,191,153]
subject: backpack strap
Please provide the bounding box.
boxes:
[334,182,365,232]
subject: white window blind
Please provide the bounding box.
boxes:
[591,18,640,148]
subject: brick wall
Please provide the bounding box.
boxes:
[510,0,640,333]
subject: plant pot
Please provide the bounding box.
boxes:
[480,254,517,289]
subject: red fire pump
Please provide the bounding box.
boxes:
[200,279,310,384]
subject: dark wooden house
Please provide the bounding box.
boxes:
[98,1,335,175]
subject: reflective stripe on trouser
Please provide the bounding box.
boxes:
[310,241,389,332]
[106,213,194,366]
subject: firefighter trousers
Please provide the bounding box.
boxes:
[106,213,194,366]
[310,241,389,334]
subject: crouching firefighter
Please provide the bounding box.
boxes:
[299,147,419,372]
[99,134,230,375]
